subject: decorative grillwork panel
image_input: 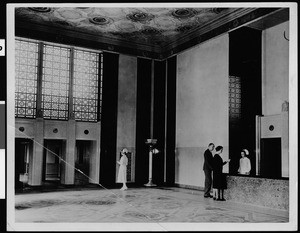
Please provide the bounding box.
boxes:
[73,50,102,122]
[229,75,241,120]
[15,38,103,122]
[15,39,38,118]
[42,44,70,120]
[99,53,103,120]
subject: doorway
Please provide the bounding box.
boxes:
[260,138,282,178]
[43,140,63,182]
[15,138,32,190]
[75,140,91,185]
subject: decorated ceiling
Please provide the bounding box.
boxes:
[15,7,282,59]
[15,7,236,45]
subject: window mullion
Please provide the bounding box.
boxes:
[97,53,103,122]
[36,42,44,118]
[68,47,75,120]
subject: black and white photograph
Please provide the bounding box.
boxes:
[5,2,298,232]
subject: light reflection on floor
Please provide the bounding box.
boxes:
[14,187,288,223]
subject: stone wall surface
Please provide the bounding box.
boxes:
[226,176,289,210]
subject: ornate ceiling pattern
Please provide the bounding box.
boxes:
[15,7,282,59]
[15,7,235,47]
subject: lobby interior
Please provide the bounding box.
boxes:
[6,3,297,231]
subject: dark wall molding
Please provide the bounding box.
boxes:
[228,27,262,176]
[135,58,152,185]
[100,52,119,187]
[161,8,282,58]
[165,56,177,185]
[15,22,161,60]
[152,60,167,185]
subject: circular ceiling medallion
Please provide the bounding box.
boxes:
[89,16,112,25]
[162,30,179,37]
[171,8,197,19]
[140,26,161,35]
[176,24,195,33]
[211,8,226,14]
[53,20,73,27]
[126,11,154,23]
[28,7,51,13]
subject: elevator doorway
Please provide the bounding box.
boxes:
[260,138,282,178]
[15,138,32,190]
[43,140,63,182]
[75,140,91,185]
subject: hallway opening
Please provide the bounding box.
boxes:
[43,139,64,183]
[15,138,32,190]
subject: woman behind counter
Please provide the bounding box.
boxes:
[238,149,251,175]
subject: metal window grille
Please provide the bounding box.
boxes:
[229,75,242,120]
[73,49,102,122]
[42,44,70,120]
[15,39,39,118]
[15,37,103,122]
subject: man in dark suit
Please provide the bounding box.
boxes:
[203,143,215,198]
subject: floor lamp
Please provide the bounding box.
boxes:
[144,139,159,187]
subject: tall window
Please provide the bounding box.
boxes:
[73,49,101,122]
[229,75,242,121]
[15,37,103,122]
[15,39,39,118]
[42,45,70,120]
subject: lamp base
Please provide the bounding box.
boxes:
[144,180,157,187]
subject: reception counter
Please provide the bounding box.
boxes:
[225,175,289,210]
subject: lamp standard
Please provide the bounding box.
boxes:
[144,139,159,187]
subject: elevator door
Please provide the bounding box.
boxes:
[43,140,62,181]
[15,139,31,189]
[75,141,90,185]
[260,138,281,178]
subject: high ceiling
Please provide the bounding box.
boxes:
[15,7,287,59]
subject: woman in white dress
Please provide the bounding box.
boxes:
[238,149,251,175]
[117,148,128,190]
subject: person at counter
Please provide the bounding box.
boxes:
[212,146,230,201]
[237,149,251,175]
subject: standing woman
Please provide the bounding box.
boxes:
[238,149,251,175]
[117,148,128,190]
[212,146,230,201]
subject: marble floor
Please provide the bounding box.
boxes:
[11,187,289,231]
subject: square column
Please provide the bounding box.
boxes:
[61,120,76,185]
[89,139,100,184]
[281,111,289,177]
[28,118,44,186]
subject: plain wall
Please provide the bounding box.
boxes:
[262,21,289,177]
[262,21,289,115]
[176,34,229,187]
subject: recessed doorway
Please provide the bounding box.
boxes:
[260,138,282,178]
[75,140,92,185]
[43,140,63,182]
